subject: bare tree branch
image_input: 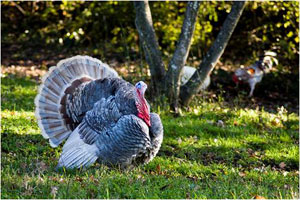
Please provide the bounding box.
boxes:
[165,1,200,112]
[180,1,246,106]
[134,1,166,93]
[11,2,26,15]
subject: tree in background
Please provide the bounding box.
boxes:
[2,1,298,106]
[134,1,246,111]
[2,1,297,68]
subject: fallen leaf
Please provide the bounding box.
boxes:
[89,175,99,184]
[187,176,199,182]
[247,148,255,156]
[217,120,225,127]
[36,161,47,172]
[21,163,27,170]
[279,162,286,169]
[186,192,191,199]
[178,138,182,145]
[128,178,133,184]
[194,185,200,190]
[156,164,161,174]
[23,186,33,196]
[238,171,246,177]
[253,195,266,199]
[51,186,58,197]
[75,176,83,182]
[271,117,282,127]
[38,174,45,183]
[284,184,290,189]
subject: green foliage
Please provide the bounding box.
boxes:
[1,75,299,198]
[2,1,298,71]
[2,1,136,54]
[225,1,299,68]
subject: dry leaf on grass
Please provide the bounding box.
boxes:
[279,162,286,169]
[238,171,246,177]
[51,186,58,197]
[253,195,266,199]
[217,120,225,127]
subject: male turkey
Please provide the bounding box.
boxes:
[35,55,163,169]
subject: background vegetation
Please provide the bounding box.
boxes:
[1,1,299,199]
[2,1,299,67]
[2,1,298,102]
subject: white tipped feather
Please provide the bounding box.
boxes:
[57,128,99,168]
[35,55,119,147]
[264,51,277,57]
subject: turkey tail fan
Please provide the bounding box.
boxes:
[35,55,119,147]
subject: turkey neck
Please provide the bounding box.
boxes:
[135,89,151,127]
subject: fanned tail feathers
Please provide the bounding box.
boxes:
[35,55,119,147]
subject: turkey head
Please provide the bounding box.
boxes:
[135,81,151,127]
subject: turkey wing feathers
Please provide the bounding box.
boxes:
[95,115,151,167]
[66,78,138,126]
[78,96,122,144]
[58,114,151,169]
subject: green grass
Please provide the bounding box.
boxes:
[1,75,299,199]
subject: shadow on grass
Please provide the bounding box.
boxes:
[158,144,299,171]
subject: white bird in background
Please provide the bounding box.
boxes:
[181,66,211,91]
[232,51,278,97]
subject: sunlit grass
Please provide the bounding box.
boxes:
[1,75,299,199]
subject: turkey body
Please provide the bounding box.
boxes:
[35,56,163,169]
[181,66,210,91]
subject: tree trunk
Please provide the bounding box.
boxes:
[134,1,166,94]
[165,1,200,113]
[180,1,246,106]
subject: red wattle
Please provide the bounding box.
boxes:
[232,74,240,84]
[136,89,151,127]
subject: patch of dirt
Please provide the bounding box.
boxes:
[1,65,47,81]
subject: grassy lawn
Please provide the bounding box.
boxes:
[1,74,299,199]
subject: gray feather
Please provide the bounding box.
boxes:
[57,128,99,169]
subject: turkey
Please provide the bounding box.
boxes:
[35,55,163,169]
[181,66,210,91]
[233,51,278,97]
